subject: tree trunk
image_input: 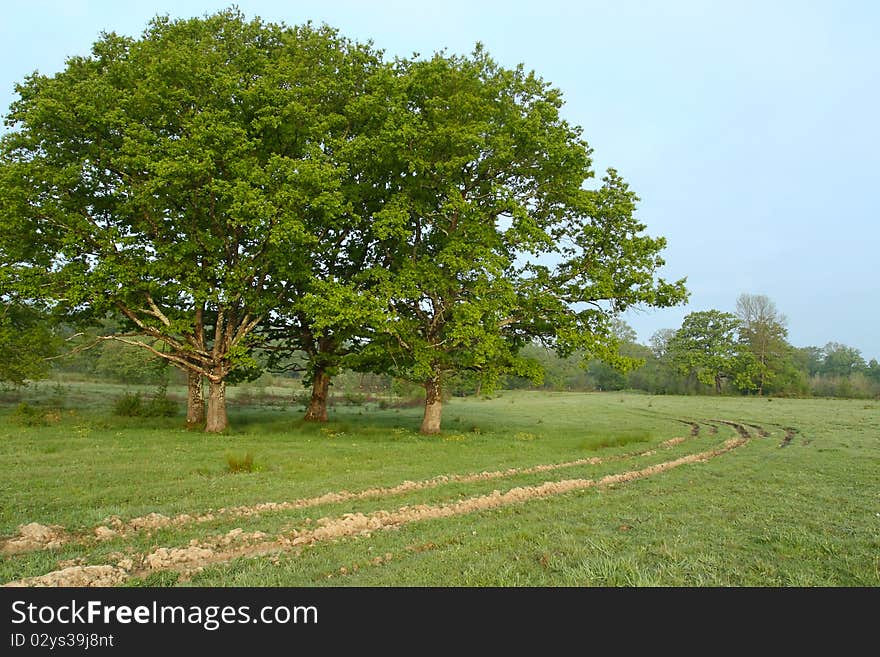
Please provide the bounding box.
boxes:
[474,380,482,397]
[186,370,205,427]
[715,374,722,395]
[304,368,330,422]
[205,380,228,433]
[420,375,442,434]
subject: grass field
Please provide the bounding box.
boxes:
[1,384,877,586]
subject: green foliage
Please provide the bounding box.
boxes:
[819,342,866,377]
[0,10,385,431]
[0,303,57,384]
[113,392,144,417]
[1,13,688,432]
[112,385,177,417]
[357,47,686,413]
[12,402,60,426]
[667,310,741,393]
[867,359,880,384]
[734,294,792,394]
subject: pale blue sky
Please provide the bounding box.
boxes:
[2,1,878,359]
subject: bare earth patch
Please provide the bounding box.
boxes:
[1,523,67,555]
[4,437,745,587]
[4,565,126,587]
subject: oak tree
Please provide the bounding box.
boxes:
[668,310,741,393]
[361,48,687,433]
[0,11,378,431]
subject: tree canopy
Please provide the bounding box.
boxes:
[667,310,742,393]
[349,48,687,432]
[0,10,385,430]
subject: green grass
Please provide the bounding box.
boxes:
[0,386,877,586]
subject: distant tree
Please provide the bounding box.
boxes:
[509,343,591,391]
[820,342,866,378]
[649,328,677,360]
[0,301,57,385]
[588,320,640,391]
[667,310,741,393]
[588,358,627,391]
[867,359,880,384]
[735,293,791,394]
[794,346,825,378]
[610,318,639,345]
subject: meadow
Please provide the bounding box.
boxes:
[1,383,877,586]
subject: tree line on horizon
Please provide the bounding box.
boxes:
[510,293,880,399]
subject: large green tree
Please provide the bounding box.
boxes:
[358,48,687,433]
[668,310,742,394]
[257,59,399,423]
[0,11,380,431]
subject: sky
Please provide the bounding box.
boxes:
[2,0,878,359]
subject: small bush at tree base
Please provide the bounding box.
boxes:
[113,393,143,417]
[112,385,177,418]
[143,394,177,417]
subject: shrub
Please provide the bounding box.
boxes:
[113,392,143,417]
[291,390,310,408]
[113,385,177,417]
[143,394,177,417]
[226,452,257,473]
[143,383,177,417]
[12,402,60,427]
[342,391,366,406]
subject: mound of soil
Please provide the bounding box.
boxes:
[4,565,126,587]
[1,523,66,554]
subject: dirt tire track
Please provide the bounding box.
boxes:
[779,427,798,447]
[676,420,701,437]
[711,420,753,440]
[1,433,695,555]
[4,437,747,587]
[743,423,770,437]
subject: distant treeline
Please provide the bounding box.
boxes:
[505,338,880,399]
[506,294,880,399]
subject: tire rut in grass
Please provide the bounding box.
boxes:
[779,427,799,447]
[711,420,753,440]
[743,423,771,437]
[1,433,695,555]
[3,437,747,587]
[676,420,701,437]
